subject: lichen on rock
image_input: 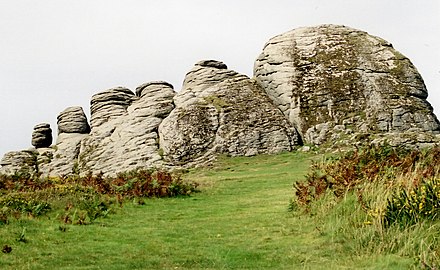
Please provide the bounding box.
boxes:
[159,60,299,166]
[254,24,440,146]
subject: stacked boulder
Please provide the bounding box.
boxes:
[78,82,175,175]
[58,106,90,134]
[90,87,135,129]
[46,106,91,176]
[31,123,52,148]
[0,123,53,175]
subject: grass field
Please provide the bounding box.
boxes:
[0,151,425,269]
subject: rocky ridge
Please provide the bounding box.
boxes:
[1,24,439,177]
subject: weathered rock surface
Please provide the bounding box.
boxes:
[254,24,440,146]
[90,87,136,129]
[0,148,55,176]
[159,60,299,166]
[173,60,241,106]
[57,106,90,134]
[78,81,176,175]
[31,123,53,148]
[0,150,37,175]
[37,107,91,176]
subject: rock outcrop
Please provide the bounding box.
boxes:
[44,106,91,176]
[1,24,439,177]
[159,60,299,166]
[31,123,53,148]
[0,150,37,175]
[254,24,440,146]
[77,82,175,175]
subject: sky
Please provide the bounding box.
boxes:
[0,0,439,158]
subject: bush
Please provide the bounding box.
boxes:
[0,193,51,217]
[384,177,440,227]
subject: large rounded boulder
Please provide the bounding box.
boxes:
[159,60,299,166]
[254,24,440,145]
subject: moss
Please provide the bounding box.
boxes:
[285,29,368,139]
[203,95,229,111]
[157,148,164,158]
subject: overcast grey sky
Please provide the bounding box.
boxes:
[1,0,439,158]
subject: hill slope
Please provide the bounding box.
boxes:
[1,151,422,269]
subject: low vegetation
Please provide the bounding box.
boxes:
[292,144,440,269]
[0,169,198,226]
[0,145,439,269]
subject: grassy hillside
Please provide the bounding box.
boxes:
[0,149,437,269]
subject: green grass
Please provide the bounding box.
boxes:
[0,151,420,269]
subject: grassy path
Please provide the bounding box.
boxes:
[0,152,410,269]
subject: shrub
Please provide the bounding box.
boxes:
[291,144,440,268]
[384,177,440,227]
[0,193,51,217]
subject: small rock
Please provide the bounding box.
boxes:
[300,146,311,152]
[2,245,12,254]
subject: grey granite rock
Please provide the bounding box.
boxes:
[90,87,135,129]
[254,24,440,146]
[159,61,299,166]
[46,133,88,176]
[78,82,176,176]
[39,107,92,176]
[135,81,174,98]
[0,150,37,175]
[2,25,440,178]
[57,106,90,134]
[173,60,245,106]
[31,123,53,148]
